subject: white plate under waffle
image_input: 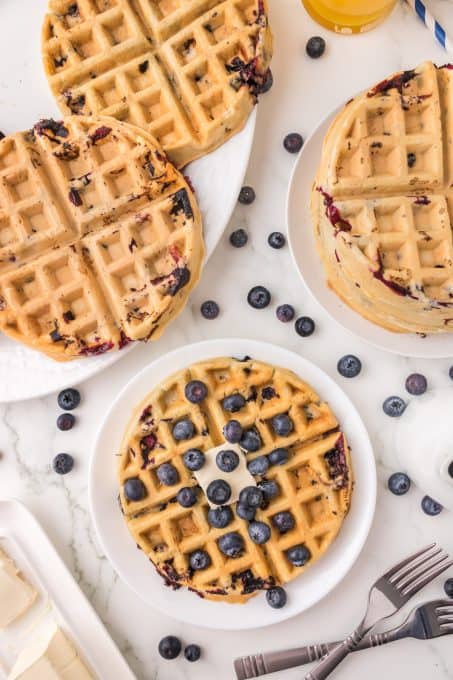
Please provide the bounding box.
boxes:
[89,338,376,630]
[287,109,453,359]
[0,0,256,402]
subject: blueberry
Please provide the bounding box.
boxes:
[444,578,453,598]
[208,506,233,529]
[177,486,198,508]
[200,300,219,319]
[276,304,295,323]
[52,453,74,475]
[57,413,75,431]
[57,388,80,410]
[189,550,211,571]
[421,495,443,516]
[407,152,417,168]
[124,478,146,501]
[239,486,263,508]
[272,414,294,437]
[223,393,246,413]
[449,366,453,381]
[184,644,201,662]
[236,503,256,521]
[183,448,205,471]
[405,373,427,396]
[388,472,411,496]
[283,133,303,154]
[185,380,208,404]
[383,396,406,417]
[173,419,195,440]
[248,286,271,309]
[240,429,262,452]
[306,36,326,59]
[449,461,453,479]
[266,586,287,609]
[157,463,179,486]
[268,232,285,249]
[230,228,248,248]
[238,186,256,205]
[337,355,362,378]
[216,449,240,473]
[247,455,269,476]
[286,544,311,567]
[295,316,315,337]
[258,479,280,501]
[248,521,271,544]
[218,532,244,558]
[268,448,290,466]
[207,479,232,505]
[223,420,243,443]
[258,68,274,94]
[272,511,295,534]
[158,636,181,660]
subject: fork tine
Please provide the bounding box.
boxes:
[396,552,450,590]
[390,546,444,586]
[384,543,437,580]
[402,559,453,598]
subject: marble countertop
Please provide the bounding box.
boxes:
[1,1,453,678]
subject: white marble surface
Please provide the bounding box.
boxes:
[1,1,453,678]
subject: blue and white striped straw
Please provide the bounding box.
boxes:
[405,0,453,58]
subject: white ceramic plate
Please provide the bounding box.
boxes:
[89,338,376,630]
[287,109,453,359]
[0,0,256,402]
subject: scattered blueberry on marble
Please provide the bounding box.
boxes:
[248,285,271,309]
[52,453,74,475]
[185,380,208,404]
[223,419,243,443]
[240,428,262,452]
[383,396,407,417]
[208,506,233,529]
[272,413,294,437]
[444,578,453,598]
[405,373,427,396]
[184,644,201,662]
[286,544,311,567]
[247,455,269,476]
[183,449,205,471]
[207,479,232,505]
[449,366,453,381]
[266,586,287,609]
[268,447,290,466]
[158,636,181,660]
[388,472,411,496]
[258,479,280,500]
[200,300,220,319]
[218,532,244,558]
[57,387,80,410]
[295,316,315,337]
[216,449,240,473]
[157,462,179,486]
[236,503,256,521]
[230,228,248,248]
[177,486,198,508]
[276,304,295,323]
[239,486,264,508]
[223,393,246,413]
[57,413,75,431]
[306,36,326,59]
[238,186,256,205]
[189,550,211,571]
[421,495,443,516]
[272,511,295,534]
[337,355,362,378]
[283,133,303,154]
[449,461,453,479]
[173,419,195,440]
[124,477,147,501]
[248,521,271,544]
[268,231,286,249]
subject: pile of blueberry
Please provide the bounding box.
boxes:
[158,635,201,663]
[52,387,81,475]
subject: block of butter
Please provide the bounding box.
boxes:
[194,443,256,508]
[0,548,37,629]
[8,621,94,679]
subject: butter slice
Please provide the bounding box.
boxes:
[0,548,37,629]
[194,443,256,508]
[8,622,94,680]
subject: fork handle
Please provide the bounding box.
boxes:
[304,628,366,680]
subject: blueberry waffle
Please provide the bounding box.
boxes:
[42,0,273,168]
[0,116,203,361]
[118,357,353,604]
[312,61,453,334]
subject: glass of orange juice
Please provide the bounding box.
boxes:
[302,0,398,33]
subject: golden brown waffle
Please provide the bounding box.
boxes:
[118,357,352,604]
[42,0,273,168]
[312,62,453,334]
[0,116,203,361]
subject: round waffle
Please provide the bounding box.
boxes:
[118,356,352,604]
[0,116,203,361]
[312,61,453,334]
[42,0,273,169]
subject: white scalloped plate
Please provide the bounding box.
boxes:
[0,0,257,402]
[89,338,376,630]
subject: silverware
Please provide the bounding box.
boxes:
[304,543,452,680]
[234,599,453,679]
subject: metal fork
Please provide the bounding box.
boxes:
[234,599,453,679]
[304,544,452,679]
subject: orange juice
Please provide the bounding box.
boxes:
[302,0,398,33]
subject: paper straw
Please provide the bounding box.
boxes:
[404,0,453,58]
